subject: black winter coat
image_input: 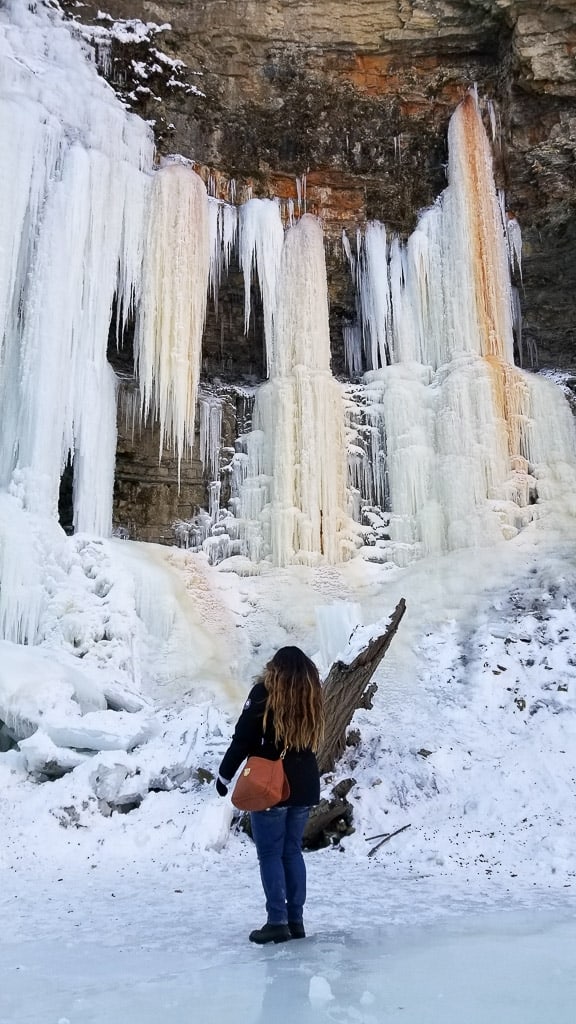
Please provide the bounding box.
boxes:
[219,682,321,808]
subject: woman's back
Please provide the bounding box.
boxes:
[219,680,320,806]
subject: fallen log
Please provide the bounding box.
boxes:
[303,599,406,848]
[303,777,355,849]
[317,598,406,774]
[303,796,352,849]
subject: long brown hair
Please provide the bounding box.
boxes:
[262,646,324,752]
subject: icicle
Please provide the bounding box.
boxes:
[506,214,523,280]
[343,323,363,378]
[208,198,238,310]
[342,229,355,276]
[296,175,307,215]
[222,203,238,270]
[119,388,142,440]
[199,396,223,480]
[486,100,499,143]
[511,286,524,366]
[208,480,221,522]
[357,221,391,369]
[135,160,210,476]
[208,197,221,308]
[238,198,284,375]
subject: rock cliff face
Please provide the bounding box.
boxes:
[61,0,576,539]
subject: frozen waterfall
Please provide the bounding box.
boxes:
[239,198,284,376]
[0,0,154,536]
[0,0,155,643]
[344,90,576,562]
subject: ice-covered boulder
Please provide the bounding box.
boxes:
[44,709,157,752]
[0,640,153,756]
[0,640,107,741]
[0,638,154,770]
[19,729,90,778]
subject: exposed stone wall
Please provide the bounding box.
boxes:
[112,384,248,542]
[61,0,576,539]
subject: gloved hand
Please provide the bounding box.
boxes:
[216,776,229,797]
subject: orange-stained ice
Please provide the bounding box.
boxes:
[450,92,514,365]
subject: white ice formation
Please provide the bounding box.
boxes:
[239,198,284,375]
[0,0,154,651]
[208,197,238,308]
[234,213,352,566]
[0,0,154,535]
[135,158,210,474]
[343,91,576,563]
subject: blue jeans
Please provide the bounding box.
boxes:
[250,805,310,925]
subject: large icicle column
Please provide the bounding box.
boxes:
[0,1,154,537]
[0,0,155,643]
[135,160,210,474]
[241,214,351,566]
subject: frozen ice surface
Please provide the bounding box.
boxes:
[1,875,574,1024]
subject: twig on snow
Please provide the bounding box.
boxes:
[367,823,411,857]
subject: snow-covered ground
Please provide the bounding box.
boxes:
[2,517,576,1022]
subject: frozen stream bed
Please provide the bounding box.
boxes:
[2,869,574,1024]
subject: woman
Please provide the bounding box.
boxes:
[216,646,324,944]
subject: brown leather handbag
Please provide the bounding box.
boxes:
[231,751,290,811]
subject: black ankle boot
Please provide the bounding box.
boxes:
[288,921,305,939]
[249,923,291,944]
